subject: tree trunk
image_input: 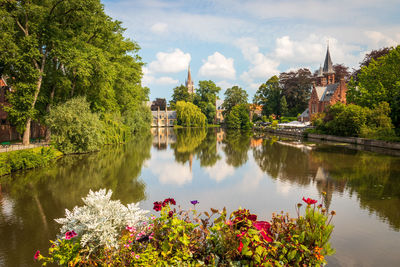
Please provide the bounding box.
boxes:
[22,53,47,145]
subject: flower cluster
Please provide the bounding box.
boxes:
[65,231,78,240]
[153,197,176,211]
[37,193,335,266]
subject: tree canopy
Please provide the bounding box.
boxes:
[0,0,149,145]
[347,45,400,130]
[222,86,248,115]
[175,101,206,127]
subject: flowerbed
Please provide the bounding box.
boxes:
[36,189,335,266]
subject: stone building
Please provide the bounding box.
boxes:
[215,99,225,124]
[185,66,194,94]
[300,45,348,122]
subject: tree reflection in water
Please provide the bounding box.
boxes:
[0,132,152,266]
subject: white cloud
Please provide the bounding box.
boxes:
[150,22,168,34]
[364,31,400,49]
[237,38,280,85]
[155,76,178,85]
[199,52,236,80]
[149,49,191,73]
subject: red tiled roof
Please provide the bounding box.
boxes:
[0,79,6,87]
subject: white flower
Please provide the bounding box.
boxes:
[55,189,148,250]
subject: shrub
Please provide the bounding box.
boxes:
[225,104,252,130]
[46,97,105,154]
[54,189,148,251]
[38,192,335,266]
[0,147,62,176]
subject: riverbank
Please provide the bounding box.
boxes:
[254,126,400,151]
[0,146,62,176]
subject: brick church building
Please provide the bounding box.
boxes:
[299,46,348,122]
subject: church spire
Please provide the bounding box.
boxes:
[185,65,194,94]
[322,44,334,74]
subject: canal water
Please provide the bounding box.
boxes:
[1,128,400,266]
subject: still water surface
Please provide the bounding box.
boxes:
[1,128,400,266]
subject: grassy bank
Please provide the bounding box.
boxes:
[0,146,63,176]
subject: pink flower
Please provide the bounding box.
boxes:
[65,231,77,240]
[135,254,140,259]
[34,250,40,260]
[225,220,233,226]
[124,244,130,249]
[151,216,156,220]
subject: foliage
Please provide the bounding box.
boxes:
[280,96,288,116]
[38,195,335,266]
[193,80,221,123]
[170,85,192,108]
[0,146,62,176]
[54,189,148,252]
[46,97,104,154]
[0,0,149,144]
[175,101,206,127]
[347,45,400,130]
[332,64,351,83]
[254,75,281,116]
[351,47,393,81]
[225,104,252,130]
[314,102,395,138]
[222,86,249,115]
[279,68,313,116]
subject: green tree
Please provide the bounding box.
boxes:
[253,76,280,116]
[170,85,192,108]
[222,86,248,115]
[280,96,288,116]
[225,104,251,130]
[193,80,221,123]
[347,45,400,130]
[0,0,149,145]
[46,97,104,154]
[175,101,206,127]
[279,68,312,116]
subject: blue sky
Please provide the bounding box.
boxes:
[102,0,400,101]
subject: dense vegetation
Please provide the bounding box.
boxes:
[0,146,62,176]
[311,102,395,139]
[0,0,150,148]
[37,189,335,266]
[175,101,206,127]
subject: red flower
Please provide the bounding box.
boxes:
[253,221,273,242]
[65,230,78,240]
[238,240,244,252]
[168,211,174,218]
[153,201,163,211]
[163,198,176,206]
[302,197,317,205]
[248,214,257,221]
[34,250,40,260]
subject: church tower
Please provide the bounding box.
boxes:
[185,65,194,94]
[319,44,335,86]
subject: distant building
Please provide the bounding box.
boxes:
[249,104,263,120]
[185,66,194,94]
[151,108,177,127]
[300,45,348,122]
[215,99,225,124]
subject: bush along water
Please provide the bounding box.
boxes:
[36,189,335,266]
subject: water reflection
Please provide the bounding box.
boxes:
[1,128,400,266]
[0,132,152,266]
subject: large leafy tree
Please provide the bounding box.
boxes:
[347,45,400,130]
[170,85,192,108]
[194,80,221,123]
[253,76,281,116]
[0,0,148,144]
[279,68,312,116]
[222,85,248,115]
[175,101,206,127]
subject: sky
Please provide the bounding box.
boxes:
[102,0,400,101]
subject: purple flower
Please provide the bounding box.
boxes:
[191,200,199,205]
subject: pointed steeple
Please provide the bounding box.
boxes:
[185,65,194,94]
[322,44,334,74]
[317,64,323,77]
